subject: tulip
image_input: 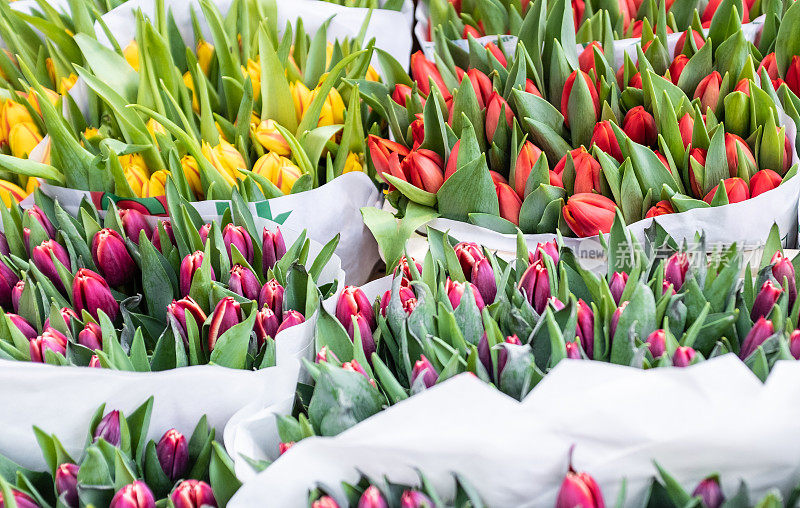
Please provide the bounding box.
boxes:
[157,428,189,481]
[32,239,70,291]
[454,242,483,276]
[253,119,290,155]
[692,476,724,508]
[740,317,774,359]
[78,322,103,351]
[0,100,34,147]
[93,410,121,446]
[278,441,295,455]
[529,240,560,266]
[496,182,522,225]
[180,251,214,297]
[646,329,667,358]
[555,462,604,508]
[673,346,696,367]
[645,200,674,218]
[591,121,623,162]
[525,79,543,97]
[485,42,507,67]
[259,279,285,318]
[0,490,39,508]
[73,269,119,321]
[563,193,617,237]
[578,42,602,76]
[518,260,550,314]
[675,29,705,57]
[8,122,42,159]
[623,106,657,146]
[758,53,780,80]
[407,354,438,389]
[6,313,35,340]
[118,209,151,245]
[392,84,413,106]
[92,228,135,287]
[336,286,376,356]
[465,68,493,108]
[170,480,217,508]
[610,301,628,337]
[368,135,410,180]
[56,463,79,508]
[358,486,388,508]
[749,169,782,198]
[179,155,203,198]
[565,341,582,359]
[780,127,793,175]
[724,134,755,178]
[393,256,423,286]
[254,307,279,347]
[341,359,374,386]
[576,299,595,359]
[410,51,451,100]
[694,72,722,113]
[789,329,800,360]
[222,224,254,264]
[561,70,600,127]
[485,92,514,142]
[678,113,695,149]
[0,179,25,208]
[277,310,305,333]
[207,297,242,351]
[609,272,628,305]
[733,79,751,95]
[403,149,445,193]
[447,279,485,311]
[110,482,155,508]
[202,140,246,185]
[444,140,461,181]
[702,177,750,204]
[89,355,101,368]
[400,491,436,508]
[252,152,302,194]
[196,224,212,245]
[312,496,339,508]
[228,264,260,301]
[0,233,8,257]
[664,253,689,292]
[514,141,543,198]
[463,24,482,38]
[167,297,207,345]
[688,147,708,197]
[29,328,67,363]
[10,280,23,312]
[771,251,797,307]
[380,286,417,317]
[123,40,139,70]
[786,55,800,97]
[667,54,689,84]
[469,257,498,305]
[751,280,782,321]
[120,155,150,198]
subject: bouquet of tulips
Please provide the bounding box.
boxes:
[0,397,240,508]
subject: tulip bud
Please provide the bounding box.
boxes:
[410,51,451,100]
[518,260,550,314]
[465,68,493,108]
[563,193,617,237]
[166,297,207,346]
[591,121,623,162]
[29,327,67,363]
[789,329,800,360]
[253,119,290,155]
[610,301,628,337]
[316,346,339,364]
[578,42,602,76]
[207,297,242,351]
[157,429,189,482]
[277,310,305,333]
[758,52,780,80]
[565,341,582,359]
[71,269,118,322]
[496,182,522,225]
[78,322,103,351]
[514,141,543,198]
[751,280,782,321]
[110,482,155,508]
[393,256,423,286]
[561,70,600,128]
[56,463,79,508]
[180,251,215,297]
[444,140,460,181]
[703,177,750,204]
[341,358,374,386]
[357,485,388,508]
[368,135,410,180]
[7,313,36,340]
[92,229,135,287]
[400,491,436,508]
[525,78,543,97]
[646,200,675,218]
[403,149,445,193]
[258,279,285,318]
[392,84,413,106]
[750,169,782,198]
[485,92,514,142]
[151,220,176,252]
[786,55,800,97]
[690,476,724,508]
[89,355,101,368]
[195,224,211,245]
[646,329,667,358]
[447,279,485,311]
[771,251,796,307]
[678,113,695,149]
[568,148,603,195]
[118,209,151,245]
[254,307,279,348]
[0,490,39,508]
[573,299,595,359]
[380,286,417,317]
[724,134,756,178]
[10,279,23,312]
[170,480,217,508]
[222,224,254,264]
[94,410,121,446]
[675,29,705,57]
[669,54,689,84]
[8,122,42,158]
[673,346,696,367]
[312,497,339,508]
[262,227,287,275]
[336,286,376,351]
[485,42,507,67]
[32,239,70,291]
[622,106,657,146]
[609,272,628,305]
[411,355,438,388]
[228,264,260,301]
[411,114,425,147]
[694,71,722,113]
[529,240,560,266]
[740,317,775,359]
[555,461,604,508]
[664,253,689,292]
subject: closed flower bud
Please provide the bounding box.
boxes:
[444,139,460,181]
[403,149,445,193]
[254,307,279,348]
[202,140,245,186]
[380,286,417,317]
[694,71,722,113]
[78,322,103,351]
[485,92,514,142]
[702,177,750,204]
[576,299,595,359]
[151,220,176,252]
[485,41,507,66]
[110,482,155,508]
[529,240,560,266]
[9,122,42,158]
[675,28,705,57]
[673,346,696,367]
[252,152,302,194]
[167,297,207,346]
[312,496,339,508]
[740,317,775,359]
[222,224,254,264]
[262,227,287,275]
[646,329,667,358]
[92,229,135,286]
[555,462,604,508]
[11,280,24,312]
[496,182,522,225]
[336,286,376,338]
[410,51,451,100]
[0,489,39,508]
[724,134,755,178]
[750,169,782,198]
[789,329,800,360]
[758,52,780,80]
[55,463,79,508]
[578,42,602,76]
[180,251,214,297]
[591,121,623,162]
[514,141,543,198]
[89,355,101,368]
[179,156,203,198]
[123,41,139,70]
[470,257,498,305]
[392,84,413,106]
[447,279,485,311]
[32,239,70,291]
[678,113,695,148]
[692,476,724,508]
[646,200,675,218]
[664,253,689,292]
[669,54,689,84]
[358,486,388,508]
[565,341,582,359]
[277,310,305,333]
[7,313,36,340]
[253,119,290,155]
[518,260,550,314]
[228,264,260,301]
[465,68,493,108]
[0,100,34,147]
[786,55,800,97]
[411,355,438,388]
[771,251,796,307]
[561,70,600,128]
[170,480,217,508]
[258,279,285,318]
[610,301,628,337]
[119,209,151,245]
[93,410,121,446]
[609,272,628,305]
[622,106,657,146]
[400,491,436,508]
[157,429,189,482]
[563,193,617,237]
[73,268,119,321]
[207,297,242,351]
[751,280,782,321]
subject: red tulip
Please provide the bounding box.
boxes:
[445,140,460,181]
[392,84,412,106]
[591,121,623,162]
[750,169,782,197]
[110,482,155,508]
[463,25,482,38]
[151,220,175,253]
[674,29,704,57]
[688,148,707,197]
[758,53,780,81]
[669,54,689,84]
[525,79,543,97]
[336,286,376,356]
[10,279,23,312]
[207,297,242,351]
[403,149,445,193]
[410,51,451,100]
[464,69,493,109]
[485,92,514,143]
[180,251,213,297]
[446,279,485,310]
[496,182,522,225]
[166,296,207,346]
[678,113,694,148]
[646,329,667,358]
[786,55,800,97]
[740,317,774,359]
[258,278,285,318]
[673,346,696,367]
[563,193,617,237]
[555,460,605,508]
[622,106,657,146]
[561,70,600,128]
[30,328,68,362]
[694,71,722,113]
[514,141,543,198]
[228,264,260,301]
[703,177,750,204]
[572,0,586,30]
[724,133,755,178]
[733,79,751,95]
[24,205,55,239]
[78,322,103,350]
[276,310,305,333]
[411,354,438,388]
[518,260,550,314]
[578,42,603,76]
[645,200,674,218]
[262,226,286,274]
[780,127,793,174]
[628,71,643,89]
[170,480,217,508]
[410,113,425,147]
[32,239,70,292]
[368,135,409,180]
[485,42,507,67]
[254,307,279,347]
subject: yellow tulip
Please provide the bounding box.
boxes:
[325,42,334,68]
[249,112,261,131]
[81,127,101,147]
[38,137,51,165]
[59,74,77,95]
[0,179,26,207]
[9,122,42,159]
[0,50,17,81]
[366,65,381,82]
[21,87,59,116]
[120,153,150,197]
[147,170,169,197]
[0,100,35,146]
[290,81,313,123]
[180,155,203,198]
[25,176,38,195]
[253,152,302,194]
[253,119,291,156]
[315,85,345,127]
[202,140,245,186]
[183,72,199,113]
[124,41,140,71]
[343,152,364,174]
[242,59,261,100]
[196,39,215,76]
[45,58,57,87]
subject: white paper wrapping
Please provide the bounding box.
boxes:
[227,355,800,507]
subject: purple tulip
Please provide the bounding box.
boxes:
[92,229,135,286]
[258,278,284,318]
[254,307,279,347]
[478,333,522,380]
[740,317,774,359]
[89,355,101,368]
[565,341,582,359]
[672,346,696,367]
[7,313,37,340]
[497,335,522,379]
[336,286,376,356]
[93,410,121,446]
[790,330,800,360]
[772,251,797,308]
[751,280,782,322]
[692,476,724,508]
[170,480,217,508]
[180,251,214,297]
[529,240,560,265]
[222,224,253,263]
[0,489,39,508]
[454,242,483,277]
[358,486,388,508]
[646,329,666,358]
[447,279,485,311]
[119,209,151,245]
[610,301,628,337]
[32,239,70,291]
[609,272,628,305]
[341,359,373,385]
[25,205,55,238]
[576,299,594,359]
[110,481,155,508]
[55,463,79,508]
[198,224,211,245]
[262,227,286,275]
[29,329,68,363]
[549,296,565,311]
[380,286,417,316]
[207,297,242,351]
[156,428,189,481]
[411,355,438,388]
[555,462,605,508]
[72,268,119,321]
[518,260,550,313]
[11,279,24,312]
[400,490,436,508]
[276,310,305,333]
[0,232,9,256]
[664,252,689,292]
[166,296,207,346]
[0,258,19,309]
[471,257,497,304]
[44,306,79,331]
[151,220,175,253]
[228,264,260,301]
